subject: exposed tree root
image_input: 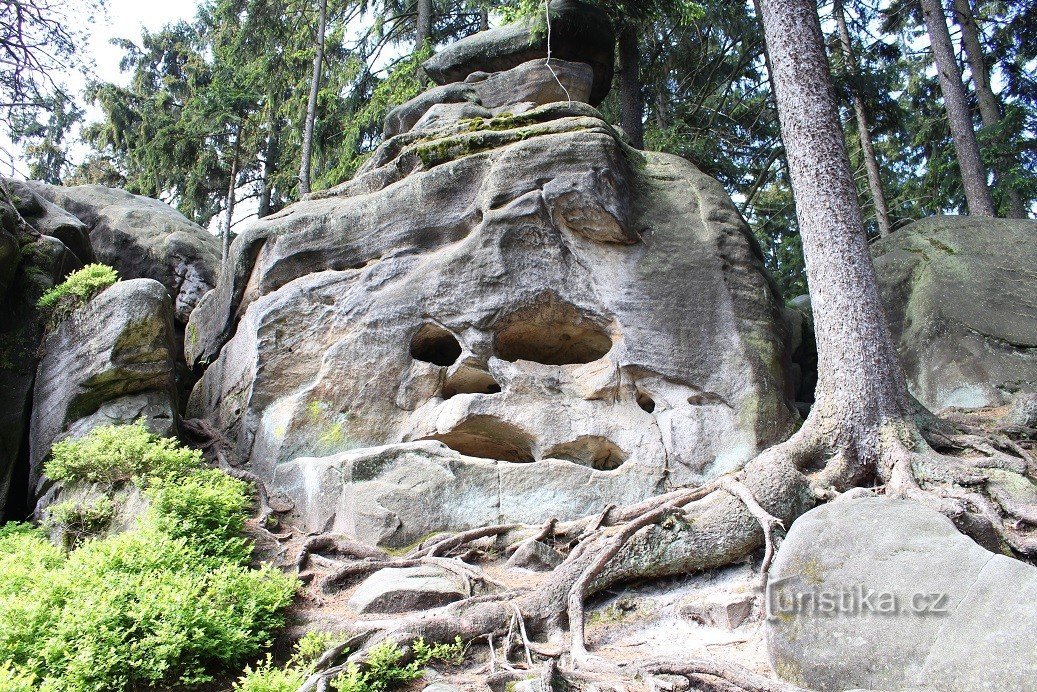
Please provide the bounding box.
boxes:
[641,657,806,692]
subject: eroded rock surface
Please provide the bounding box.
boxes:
[872,216,1037,411]
[767,496,1037,691]
[26,182,220,324]
[30,279,177,493]
[186,46,797,545]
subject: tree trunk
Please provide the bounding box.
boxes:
[834,0,893,237]
[222,129,241,265]
[415,0,433,50]
[952,0,1028,218]
[759,0,913,466]
[618,24,644,150]
[480,6,489,31]
[259,110,281,219]
[919,0,996,217]
[298,0,327,197]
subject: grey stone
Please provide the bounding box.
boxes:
[26,182,219,323]
[679,590,754,630]
[872,216,1037,411]
[422,0,615,105]
[6,179,94,264]
[506,538,564,571]
[422,684,461,692]
[348,566,466,614]
[187,53,796,546]
[766,496,1037,691]
[0,228,17,298]
[386,58,594,138]
[30,278,177,494]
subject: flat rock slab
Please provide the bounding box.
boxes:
[766,496,1037,691]
[348,566,466,614]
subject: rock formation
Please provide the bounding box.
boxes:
[184,21,798,547]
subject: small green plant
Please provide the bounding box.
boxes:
[44,497,116,548]
[232,655,308,692]
[36,263,119,324]
[331,637,466,692]
[232,631,339,692]
[0,660,37,691]
[45,421,204,486]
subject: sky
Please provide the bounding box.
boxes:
[0,0,201,178]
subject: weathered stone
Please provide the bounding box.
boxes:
[26,182,220,323]
[188,68,795,547]
[6,179,94,265]
[766,496,1037,691]
[872,216,1037,411]
[30,278,177,493]
[386,58,594,138]
[422,0,616,105]
[678,590,754,630]
[0,228,17,298]
[348,565,466,614]
[506,538,564,571]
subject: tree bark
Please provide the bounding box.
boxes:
[919,0,996,217]
[952,0,1028,218]
[834,0,893,237]
[759,0,913,466]
[259,109,281,219]
[618,24,644,150]
[480,5,489,32]
[415,0,433,51]
[298,0,327,197]
[222,128,241,265]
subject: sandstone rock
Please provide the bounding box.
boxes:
[188,63,795,546]
[30,278,177,493]
[872,216,1037,411]
[766,496,1037,691]
[678,590,754,630]
[422,0,615,105]
[506,538,563,571]
[0,228,17,298]
[26,182,220,323]
[385,58,594,138]
[348,565,467,614]
[6,179,94,265]
[422,684,461,692]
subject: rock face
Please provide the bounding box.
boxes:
[29,279,177,493]
[767,496,1037,691]
[348,566,468,614]
[186,26,797,546]
[422,0,616,106]
[872,216,1037,411]
[26,182,220,324]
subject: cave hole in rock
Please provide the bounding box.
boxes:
[545,436,628,471]
[424,416,535,463]
[494,300,612,366]
[636,390,656,413]
[410,323,463,366]
[443,365,501,399]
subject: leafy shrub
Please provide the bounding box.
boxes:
[232,633,336,692]
[45,421,204,486]
[146,468,253,564]
[0,431,298,691]
[44,497,116,548]
[36,263,119,324]
[331,637,466,692]
[0,660,37,691]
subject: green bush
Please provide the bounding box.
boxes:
[0,429,298,690]
[145,469,252,564]
[331,637,466,692]
[231,633,335,692]
[45,421,204,486]
[36,263,119,324]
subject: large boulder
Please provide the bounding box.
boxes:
[422,0,616,106]
[29,278,177,494]
[767,496,1037,691]
[872,216,1037,411]
[187,54,796,545]
[25,182,220,324]
[348,566,468,614]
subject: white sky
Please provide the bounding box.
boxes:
[0,0,201,178]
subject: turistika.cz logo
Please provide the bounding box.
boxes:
[767,576,950,618]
